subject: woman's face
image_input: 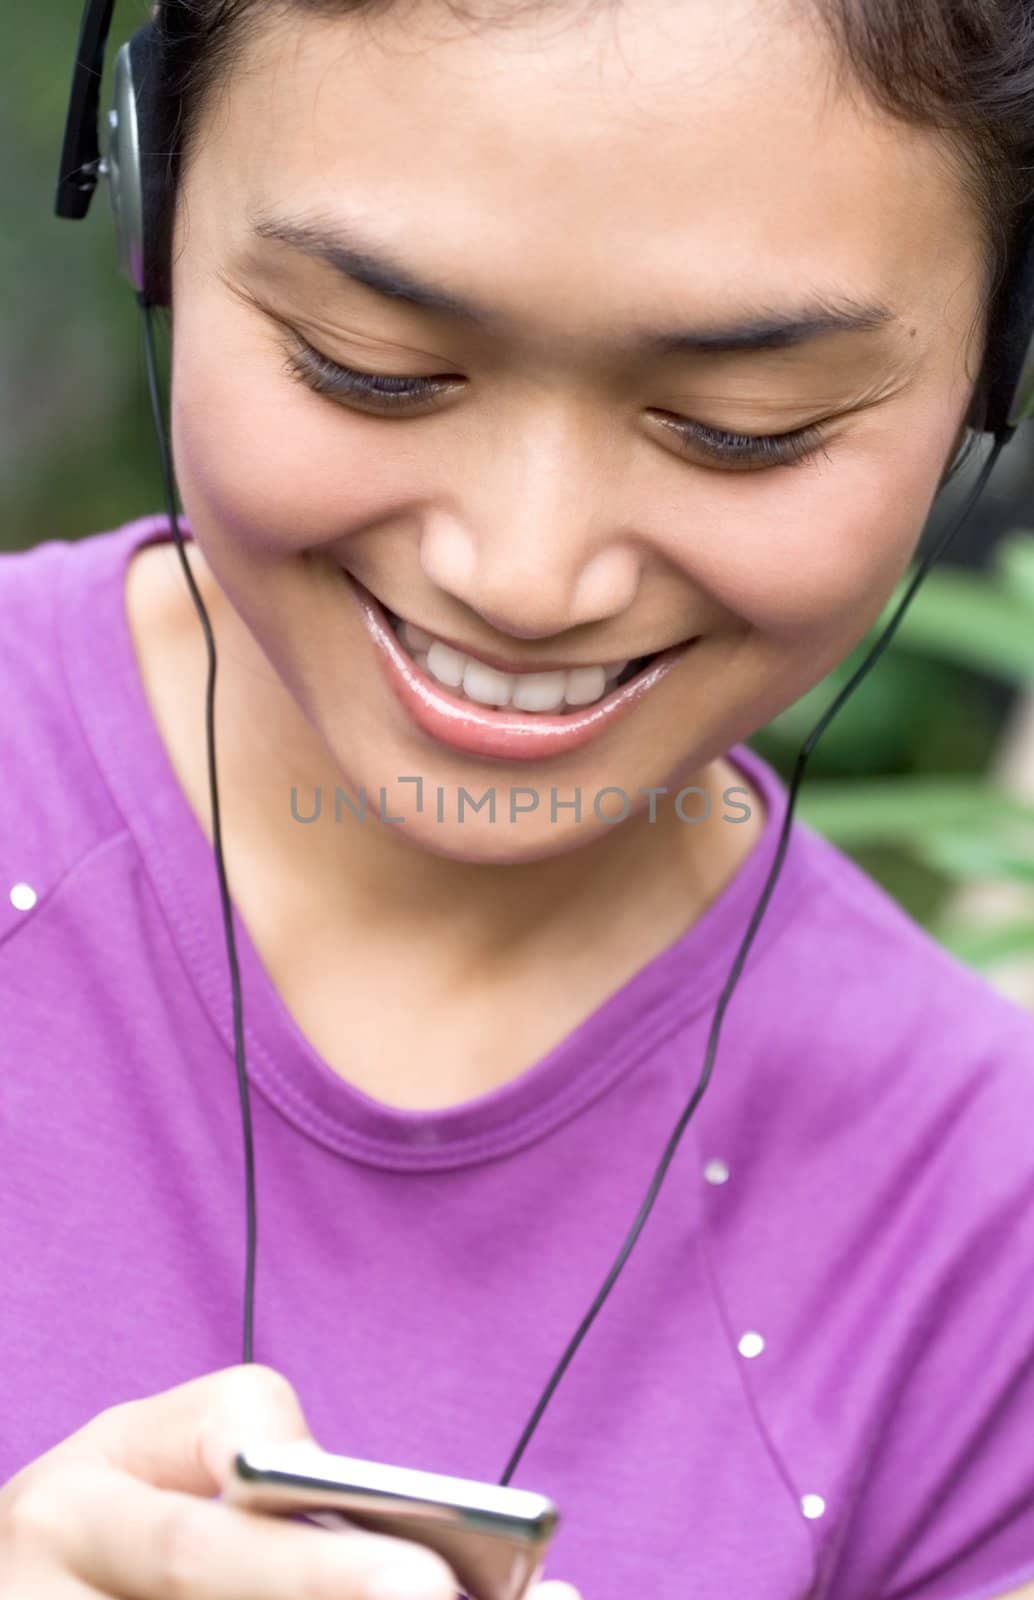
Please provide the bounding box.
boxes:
[169,0,986,863]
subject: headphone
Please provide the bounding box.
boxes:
[55,0,1033,1491]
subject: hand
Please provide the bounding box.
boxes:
[0,1363,583,1600]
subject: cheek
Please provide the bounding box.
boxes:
[169,314,417,562]
[665,436,945,651]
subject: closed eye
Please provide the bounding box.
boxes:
[648,410,832,469]
[279,335,461,411]
[278,333,834,470]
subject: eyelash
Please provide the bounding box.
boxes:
[278,335,831,471]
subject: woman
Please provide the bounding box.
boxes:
[2,1,1034,1597]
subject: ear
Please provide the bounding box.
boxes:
[936,415,973,492]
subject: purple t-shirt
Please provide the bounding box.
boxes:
[3,511,1034,1600]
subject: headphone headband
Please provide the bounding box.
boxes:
[55,0,1034,438]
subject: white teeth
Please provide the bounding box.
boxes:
[391,615,634,712]
[425,639,466,688]
[513,671,568,712]
[564,665,608,705]
[463,660,515,707]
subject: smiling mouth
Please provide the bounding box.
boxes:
[377,598,664,711]
[344,567,701,759]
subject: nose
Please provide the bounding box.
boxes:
[426,539,643,640]
[470,576,636,641]
[418,451,646,640]
[473,605,560,641]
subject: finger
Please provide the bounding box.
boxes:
[51,1463,461,1600]
[76,1364,316,1495]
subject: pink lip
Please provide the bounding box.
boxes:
[343,570,698,762]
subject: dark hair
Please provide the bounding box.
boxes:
[150,0,1034,437]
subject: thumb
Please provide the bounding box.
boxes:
[81,1364,318,1496]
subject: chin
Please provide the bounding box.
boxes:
[322,774,619,865]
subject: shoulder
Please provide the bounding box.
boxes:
[703,790,1034,1223]
[708,813,1034,1268]
[697,746,1034,1203]
[0,533,70,664]
[0,521,157,946]
[0,521,139,687]
[731,802,1034,1131]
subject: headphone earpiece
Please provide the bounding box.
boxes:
[108,26,170,307]
[983,205,1034,433]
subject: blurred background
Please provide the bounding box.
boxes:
[7,0,1034,1009]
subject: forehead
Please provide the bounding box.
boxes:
[189,0,984,350]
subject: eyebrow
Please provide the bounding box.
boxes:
[249,209,900,354]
